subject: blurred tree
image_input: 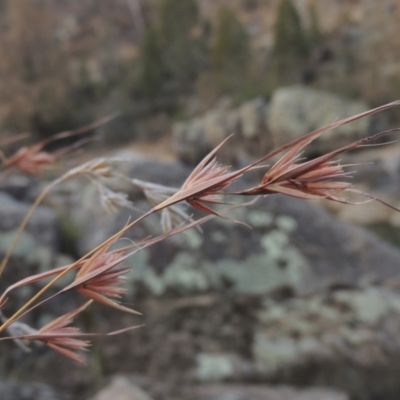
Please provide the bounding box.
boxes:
[137,27,166,100]
[0,0,71,136]
[157,0,201,90]
[212,6,250,76]
[308,3,323,48]
[211,6,250,93]
[273,0,309,83]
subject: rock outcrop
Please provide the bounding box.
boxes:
[173,87,372,165]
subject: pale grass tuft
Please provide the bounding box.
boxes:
[64,157,127,180]
[0,310,37,353]
[132,178,193,232]
[98,184,134,214]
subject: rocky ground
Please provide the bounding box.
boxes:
[2,142,400,400]
[172,86,374,165]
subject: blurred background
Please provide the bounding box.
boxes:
[2,1,400,400]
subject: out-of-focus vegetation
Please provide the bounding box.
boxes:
[0,0,399,142]
[273,0,310,83]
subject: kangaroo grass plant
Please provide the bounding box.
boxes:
[1,101,400,364]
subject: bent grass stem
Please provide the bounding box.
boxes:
[0,209,154,334]
[0,176,65,280]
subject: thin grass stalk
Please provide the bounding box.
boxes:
[0,116,121,279]
[0,209,153,333]
[0,176,65,280]
[0,202,221,332]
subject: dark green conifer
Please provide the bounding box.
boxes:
[273,0,309,81]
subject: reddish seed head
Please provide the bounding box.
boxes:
[249,156,353,202]
[153,136,249,218]
[239,102,400,209]
[3,145,55,174]
[0,301,143,364]
[19,302,92,365]
[60,236,141,315]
